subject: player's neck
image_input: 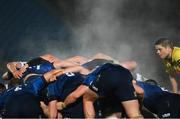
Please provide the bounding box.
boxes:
[165,49,173,61]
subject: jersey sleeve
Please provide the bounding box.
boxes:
[173,49,180,61]
[46,82,58,102]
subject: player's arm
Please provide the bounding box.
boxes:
[53,60,80,69]
[92,53,139,70]
[64,85,89,106]
[92,53,114,60]
[53,65,91,78]
[40,101,49,117]
[132,79,144,111]
[57,85,89,110]
[48,100,58,118]
[92,53,119,64]
[40,54,62,63]
[132,80,144,98]
[83,88,99,118]
[169,74,178,93]
[66,55,89,65]
[43,69,63,83]
[62,65,90,75]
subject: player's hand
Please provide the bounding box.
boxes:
[12,70,23,79]
[57,102,66,111]
[54,69,64,77]
[49,76,57,82]
[19,67,27,74]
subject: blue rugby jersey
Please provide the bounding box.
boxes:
[47,72,84,102]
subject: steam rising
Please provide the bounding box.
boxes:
[1,0,180,89]
[55,0,180,89]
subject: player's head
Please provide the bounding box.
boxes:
[154,38,173,59]
[145,79,158,86]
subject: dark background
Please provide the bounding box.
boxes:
[0,0,180,90]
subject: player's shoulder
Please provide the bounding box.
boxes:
[173,47,180,53]
[172,47,180,61]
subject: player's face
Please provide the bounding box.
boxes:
[155,45,171,59]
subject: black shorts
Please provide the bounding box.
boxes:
[97,97,124,117]
[155,93,180,118]
[89,65,137,102]
[61,97,84,118]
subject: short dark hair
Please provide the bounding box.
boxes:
[145,79,158,86]
[154,38,174,49]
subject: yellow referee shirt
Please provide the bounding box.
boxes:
[163,47,180,74]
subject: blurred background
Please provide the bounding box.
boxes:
[0,0,180,89]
